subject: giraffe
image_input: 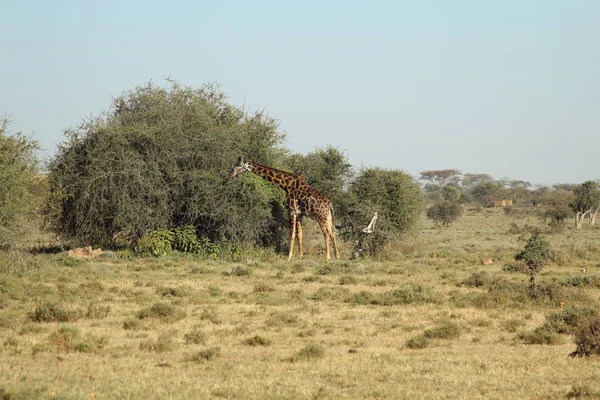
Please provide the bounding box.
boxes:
[229,157,340,260]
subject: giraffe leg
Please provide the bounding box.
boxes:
[288,212,297,261]
[296,216,304,258]
[329,226,340,259]
[318,220,331,260]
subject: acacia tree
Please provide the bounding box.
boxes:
[286,145,353,211]
[342,168,424,256]
[46,80,288,247]
[419,169,461,192]
[0,118,41,247]
[569,181,600,229]
[461,173,493,190]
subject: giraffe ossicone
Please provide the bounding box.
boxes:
[229,157,340,260]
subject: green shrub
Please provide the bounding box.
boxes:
[137,302,186,323]
[405,335,431,349]
[28,303,79,323]
[173,225,201,253]
[244,335,272,347]
[515,231,553,286]
[570,316,600,357]
[140,332,176,353]
[184,328,206,345]
[285,344,324,362]
[46,80,286,248]
[423,322,462,340]
[542,306,598,335]
[518,327,566,345]
[426,201,463,227]
[137,229,174,257]
[340,168,425,256]
[187,347,221,362]
[349,284,438,306]
[0,118,42,247]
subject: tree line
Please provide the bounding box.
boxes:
[2,80,425,255]
[1,81,598,256]
[419,169,600,230]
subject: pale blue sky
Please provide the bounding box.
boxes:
[1,0,598,185]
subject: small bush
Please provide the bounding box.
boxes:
[339,276,358,285]
[542,306,598,335]
[244,335,272,346]
[28,303,79,323]
[223,265,251,277]
[563,275,600,288]
[570,316,600,357]
[137,229,174,257]
[316,262,355,276]
[502,319,524,333]
[426,201,463,227]
[515,231,553,286]
[85,302,110,319]
[566,384,599,399]
[187,347,221,362]
[350,283,437,306]
[140,332,176,353]
[285,344,325,362]
[173,225,201,253]
[518,327,566,345]
[405,335,431,349]
[460,271,500,288]
[253,283,274,293]
[265,312,300,327]
[156,286,189,297]
[310,286,350,301]
[423,322,462,340]
[123,318,143,330]
[184,328,206,345]
[137,302,186,323]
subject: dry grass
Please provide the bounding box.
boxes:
[1,208,600,399]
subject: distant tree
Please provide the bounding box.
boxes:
[442,185,461,203]
[537,189,574,231]
[419,169,461,192]
[426,201,462,227]
[569,181,600,229]
[469,181,505,206]
[461,173,493,190]
[553,183,578,192]
[515,231,553,288]
[509,180,532,189]
[0,118,41,247]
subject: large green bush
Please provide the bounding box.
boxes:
[0,118,41,247]
[341,168,424,255]
[46,80,287,247]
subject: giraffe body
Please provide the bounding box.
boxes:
[230,157,340,260]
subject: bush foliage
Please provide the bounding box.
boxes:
[0,118,41,247]
[44,80,425,255]
[46,80,287,247]
[426,201,463,227]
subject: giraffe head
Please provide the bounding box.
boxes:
[229,157,252,178]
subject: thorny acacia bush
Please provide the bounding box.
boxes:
[0,118,42,247]
[46,80,288,248]
[340,168,424,256]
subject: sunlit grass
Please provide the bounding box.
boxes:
[0,208,599,399]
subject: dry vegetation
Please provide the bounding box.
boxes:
[1,208,600,399]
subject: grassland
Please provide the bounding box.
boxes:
[1,208,600,399]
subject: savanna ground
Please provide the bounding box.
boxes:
[1,208,599,399]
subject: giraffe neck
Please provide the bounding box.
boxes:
[248,161,300,193]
